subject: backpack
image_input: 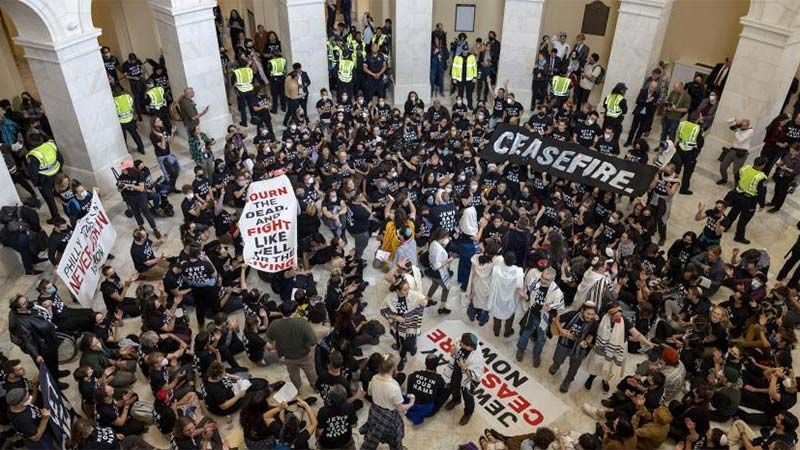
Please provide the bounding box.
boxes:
[0,205,30,233]
[169,97,183,122]
[594,64,606,85]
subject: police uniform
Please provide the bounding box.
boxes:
[232,65,255,126]
[723,164,767,243]
[114,92,145,153]
[337,53,357,100]
[26,140,63,221]
[674,119,702,194]
[451,52,478,109]
[550,75,571,108]
[363,52,387,101]
[145,85,171,131]
[266,57,287,113]
[602,92,627,137]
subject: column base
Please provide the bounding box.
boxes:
[0,249,23,277]
[65,152,131,196]
[200,111,234,141]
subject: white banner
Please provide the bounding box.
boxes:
[238,175,298,272]
[56,191,116,307]
[418,320,568,435]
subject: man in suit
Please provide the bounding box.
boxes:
[706,58,731,95]
[573,34,590,66]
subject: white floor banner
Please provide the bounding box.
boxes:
[56,191,116,307]
[239,175,298,272]
[418,320,568,435]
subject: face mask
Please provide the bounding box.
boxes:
[389,171,397,178]
[290,124,297,131]
[604,133,612,140]
[441,150,450,156]
[329,195,337,202]
[411,96,417,101]
[47,286,57,295]
[445,186,453,193]
[186,193,194,200]
[426,198,434,206]
[783,377,794,388]
[161,358,169,367]
[477,114,485,120]
[709,96,717,104]
[237,180,248,187]
[507,99,514,105]
[457,174,466,181]
[751,280,762,289]
[587,119,595,125]
[286,143,293,149]
[470,184,478,193]
[608,217,617,224]
[304,178,313,186]
[342,95,348,101]
[261,130,269,136]
[76,190,86,199]
[538,111,545,117]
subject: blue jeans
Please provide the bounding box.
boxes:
[517,325,547,358]
[660,116,680,142]
[466,304,489,326]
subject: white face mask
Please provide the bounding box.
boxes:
[604,133,612,140]
[186,193,194,200]
[587,119,595,125]
[441,237,451,246]
[161,358,169,367]
[322,95,329,100]
[709,96,717,104]
[783,377,794,388]
[469,184,478,193]
[290,124,297,131]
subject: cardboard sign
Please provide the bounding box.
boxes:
[481,123,657,197]
[56,191,116,307]
[418,320,568,434]
[239,175,298,272]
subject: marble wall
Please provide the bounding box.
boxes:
[393,0,432,104]
[497,0,545,109]
[279,0,330,113]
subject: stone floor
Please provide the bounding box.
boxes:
[2,92,800,449]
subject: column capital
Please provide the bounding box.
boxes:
[149,0,215,27]
[14,28,101,64]
[739,17,800,47]
[279,0,325,6]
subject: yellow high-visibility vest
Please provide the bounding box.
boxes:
[551,76,571,96]
[146,86,166,109]
[233,67,254,92]
[452,54,477,82]
[604,93,624,118]
[27,141,60,176]
[338,58,355,83]
[269,57,286,77]
[677,120,700,151]
[737,165,767,197]
[114,94,135,124]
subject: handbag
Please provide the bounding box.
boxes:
[718,147,730,162]
[131,401,155,424]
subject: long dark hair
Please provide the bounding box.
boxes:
[239,387,270,433]
[767,113,789,132]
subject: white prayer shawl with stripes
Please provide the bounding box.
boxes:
[587,313,627,384]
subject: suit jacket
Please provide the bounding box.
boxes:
[574,42,590,63]
[546,55,562,76]
[706,63,730,92]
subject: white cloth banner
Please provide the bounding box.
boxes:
[56,191,116,307]
[418,320,568,434]
[239,175,298,272]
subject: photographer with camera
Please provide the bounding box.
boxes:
[718,117,754,186]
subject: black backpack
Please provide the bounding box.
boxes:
[594,65,606,85]
[0,206,30,234]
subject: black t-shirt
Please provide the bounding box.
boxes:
[100,275,124,312]
[317,404,358,449]
[406,369,445,404]
[95,402,121,428]
[268,419,311,449]
[182,258,217,288]
[131,239,156,273]
[316,371,351,402]
[596,136,620,156]
[526,114,552,135]
[204,377,236,415]
[117,171,146,201]
[557,310,597,347]
[81,427,119,450]
[9,405,41,440]
[491,98,505,118]
[150,129,172,158]
[785,122,800,144]
[503,101,523,122]
[575,123,601,147]
[346,202,371,234]
[121,60,143,79]
[103,56,120,77]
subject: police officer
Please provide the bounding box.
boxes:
[550,71,572,109]
[362,43,387,103]
[113,86,145,154]
[602,82,628,138]
[348,31,367,93]
[267,51,287,114]
[722,157,768,245]
[337,49,357,101]
[326,36,342,94]
[371,26,388,55]
[232,57,256,126]
[144,79,171,131]
[675,111,704,195]
[451,46,477,109]
[25,133,63,224]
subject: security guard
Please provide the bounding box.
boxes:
[722,157,768,244]
[550,72,572,109]
[451,47,477,109]
[674,111,704,195]
[602,82,628,138]
[326,37,342,93]
[144,79,171,131]
[231,57,255,127]
[267,51,287,114]
[362,42,387,102]
[371,26,388,55]
[349,31,367,93]
[337,48,357,101]
[113,86,145,154]
[26,133,63,223]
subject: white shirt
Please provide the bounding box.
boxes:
[429,240,450,283]
[579,63,601,90]
[733,127,754,151]
[550,36,570,60]
[368,373,404,409]
[459,205,478,236]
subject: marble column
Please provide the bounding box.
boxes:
[14,33,131,193]
[710,19,800,145]
[277,0,330,115]
[496,0,545,109]
[0,156,22,276]
[393,0,432,104]
[602,0,673,130]
[150,0,232,139]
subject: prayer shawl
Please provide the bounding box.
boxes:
[381,290,425,337]
[576,268,613,311]
[489,261,524,320]
[467,255,497,311]
[519,280,564,333]
[443,346,485,389]
[587,314,627,383]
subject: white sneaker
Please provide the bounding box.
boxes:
[582,403,600,419]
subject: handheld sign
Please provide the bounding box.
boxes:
[481,123,657,197]
[239,175,299,272]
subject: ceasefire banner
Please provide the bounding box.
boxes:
[418,320,568,435]
[56,191,116,307]
[481,123,658,197]
[239,175,298,272]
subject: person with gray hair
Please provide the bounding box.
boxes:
[516,266,564,367]
[317,384,359,449]
[718,117,754,186]
[7,387,55,449]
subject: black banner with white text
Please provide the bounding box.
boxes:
[481,124,657,197]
